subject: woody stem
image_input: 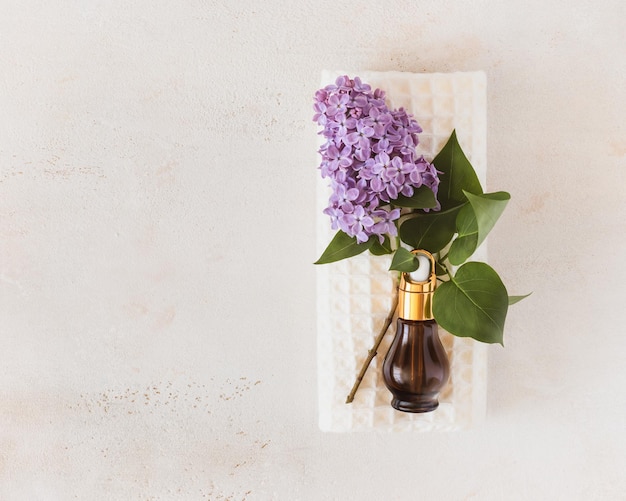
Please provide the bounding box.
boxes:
[345,289,399,404]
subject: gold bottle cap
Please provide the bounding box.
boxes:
[398,250,437,321]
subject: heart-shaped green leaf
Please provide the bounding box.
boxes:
[370,235,393,256]
[448,203,478,265]
[432,130,483,209]
[464,190,510,249]
[392,185,437,209]
[389,247,420,272]
[433,262,509,344]
[399,205,462,253]
[314,231,371,264]
[448,191,511,265]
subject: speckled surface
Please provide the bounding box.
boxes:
[1,1,625,499]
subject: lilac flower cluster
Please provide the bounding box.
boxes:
[314,75,440,244]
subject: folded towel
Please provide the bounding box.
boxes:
[316,70,488,432]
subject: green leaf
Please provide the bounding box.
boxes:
[432,130,483,209]
[435,260,447,277]
[464,190,510,249]
[389,247,420,272]
[509,293,532,305]
[433,262,509,345]
[370,235,393,256]
[448,191,511,266]
[399,205,462,253]
[448,203,478,265]
[314,231,371,264]
[392,185,437,209]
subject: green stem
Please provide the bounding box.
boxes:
[437,260,454,281]
[393,235,401,252]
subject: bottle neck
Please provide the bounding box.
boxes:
[397,318,437,326]
[398,289,434,321]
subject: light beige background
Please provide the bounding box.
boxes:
[1,1,625,500]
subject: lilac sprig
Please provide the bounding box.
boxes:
[314,75,440,244]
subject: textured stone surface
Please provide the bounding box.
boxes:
[1,1,625,499]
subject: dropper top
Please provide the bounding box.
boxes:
[409,253,432,282]
[397,250,437,321]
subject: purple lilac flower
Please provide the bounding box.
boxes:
[341,205,375,243]
[314,75,440,243]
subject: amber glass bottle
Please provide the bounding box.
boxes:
[382,250,450,413]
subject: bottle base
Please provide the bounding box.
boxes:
[391,397,439,413]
